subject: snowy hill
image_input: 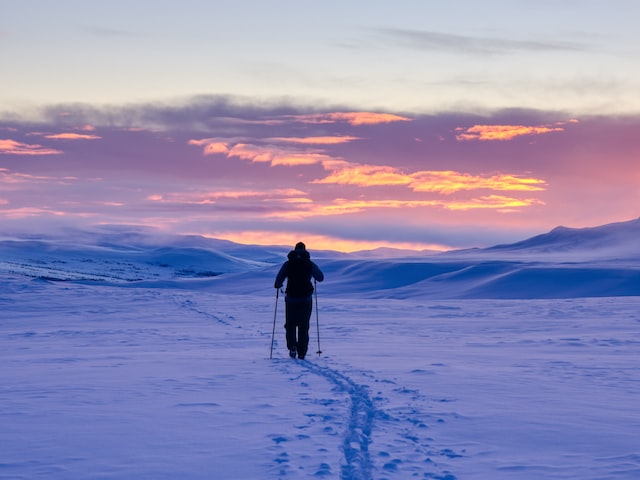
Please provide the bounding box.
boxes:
[3,221,640,480]
[485,217,640,260]
[0,227,274,282]
[208,218,640,299]
[1,218,640,298]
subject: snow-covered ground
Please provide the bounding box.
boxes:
[2,219,640,479]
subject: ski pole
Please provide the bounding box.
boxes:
[270,289,279,359]
[314,279,322,356]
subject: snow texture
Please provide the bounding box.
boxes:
[2,218,640,479]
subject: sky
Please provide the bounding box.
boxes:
[1,0,639,251]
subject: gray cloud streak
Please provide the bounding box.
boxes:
[376,28,588,55]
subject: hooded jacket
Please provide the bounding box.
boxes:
[274,246,324,300]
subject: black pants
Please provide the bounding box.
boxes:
[285,297,312,357]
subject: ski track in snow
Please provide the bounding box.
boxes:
[173,296,235,328]
[177,294,377,478]
[175,294,455,479]
[269,356,459,480]
[300,361,375,480]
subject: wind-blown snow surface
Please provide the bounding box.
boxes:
[2,219,640,479]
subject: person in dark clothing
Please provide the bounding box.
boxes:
[274,242,324,359]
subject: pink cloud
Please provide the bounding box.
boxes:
[288,112,412,126]
[0,139,63,155]
[266,136,360,145]
[147,188,307,205]
[191,137,336,167]
[0,168,58,184]
[228,144,332,166]
[44,133,102,140]
[0,206,68,219]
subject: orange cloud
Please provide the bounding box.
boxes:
[0,139,63,155]
[204,142,230,155]
[268,194,543,219]
[187,138,221,150]
[44,133,102,140]
[314,164,412,187]
[314,163,546,193]
[455,124,564,141]
[444,195,545,211]
[266,198,434,219]
[409,171,546,194]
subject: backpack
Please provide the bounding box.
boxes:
[286,249,314,297]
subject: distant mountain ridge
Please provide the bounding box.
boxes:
[1,217,639,298]
[489,217,640,251]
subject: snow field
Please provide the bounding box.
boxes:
[2,278,640,479]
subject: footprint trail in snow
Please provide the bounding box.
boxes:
[275,357,458,480]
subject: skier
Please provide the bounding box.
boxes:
[274,242,324,359]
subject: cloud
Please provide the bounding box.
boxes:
[0,168,51,184]
[314,163,547,194]
[267,195,544,219]
[266,198,435,219]
[314,164,412,187]
[44,133,102,140]
[0,169,79,198]
[219,111,411,127]
[20,98,413,133]
[0,139,63,155]
[265,136,360,145]
[227,144,331,166]
[455,124,565,141]
[378,28,587,55]
[191,138,337,167]
[286,112,412,126]
[409,171,546,194]
[203,142,231,155]
[147,188,307,205]
[0,206,69,219]
[188,139,230,155]
[1,99,637,250]
[444,195,545,211]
